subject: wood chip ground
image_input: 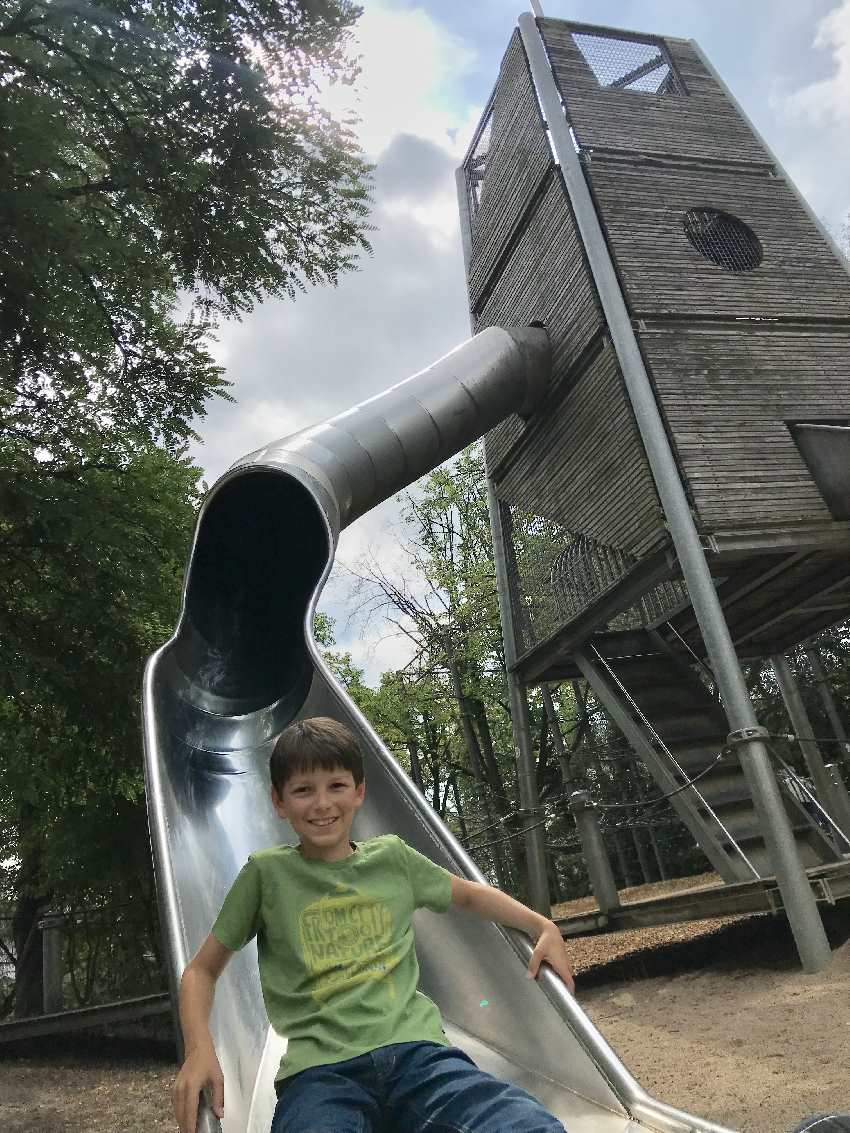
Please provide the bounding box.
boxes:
[2,874,848,1132]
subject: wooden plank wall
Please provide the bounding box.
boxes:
[642,326,850,531]
[541,21,769,166]
[465,31,666,556]
[589,163,850,322]
[467,33,553,310]
[478,177,605,473]
[539,17,850,541]
[496,342,665,559]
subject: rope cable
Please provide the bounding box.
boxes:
[594,748,727,815]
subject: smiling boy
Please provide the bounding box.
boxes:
[173,716,574,1133]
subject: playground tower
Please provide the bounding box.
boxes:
[458,16,850,967]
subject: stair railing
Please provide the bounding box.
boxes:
[589,644,762,880]
[771,751,850,854]
[662,622,718,691]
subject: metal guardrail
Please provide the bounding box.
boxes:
[0,992,171,1043]
[555,860,850,937]
[503,503,688,657]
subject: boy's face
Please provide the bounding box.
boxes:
[271,765,365,861]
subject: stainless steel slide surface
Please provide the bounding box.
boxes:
[142,327,733,1133]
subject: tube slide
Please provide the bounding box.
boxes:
[142,326,733,1133]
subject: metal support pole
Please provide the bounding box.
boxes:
[826,765,850,847]
[40,910,63,1014]
[772,652,850,839]
[569,791,620,914]
[455,167,473,276]
[630,827,653,885]
[805,647,850,758]
[612,830,635,889]
[627,754,657,882]
[646,822,669,881]
[486,480,552,915]
[542,684,574,789]
[519,11,831,971]
[773,652,839,802]
[454,164,551,916]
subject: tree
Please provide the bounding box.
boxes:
[1,0,370,324]
[349,448,799,905]
[1,446,203,1015]
[1,0,372,1013]
[350,449,526,889]
[1,0,371,486]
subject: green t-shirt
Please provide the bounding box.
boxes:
[211,834,454,1082]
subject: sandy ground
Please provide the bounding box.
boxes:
[579,924,850,1132]
[556,874,850,1131]
[0,1037,175,1132]
[2,885,849,1132]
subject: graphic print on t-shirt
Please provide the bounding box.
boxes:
[299,885,397,1004]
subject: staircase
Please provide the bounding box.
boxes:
[574,635,841,882]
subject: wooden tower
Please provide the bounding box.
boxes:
[458,15,850,933]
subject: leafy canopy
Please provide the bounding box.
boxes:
[1,0,371,466]
[0,0,372,1007]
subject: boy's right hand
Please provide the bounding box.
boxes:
[173,1041,224,1133]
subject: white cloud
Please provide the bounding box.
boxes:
[319,1,477,159]
[187,3,483,688]
[784,0,850,124]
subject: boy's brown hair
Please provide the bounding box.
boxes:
[270,717,364,794]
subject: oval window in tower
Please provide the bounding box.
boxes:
[683,208,763,271]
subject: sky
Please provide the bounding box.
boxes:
[188,0,850,685]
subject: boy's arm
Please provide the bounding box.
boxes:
[173,933,235,1133]
[449,875,575,994]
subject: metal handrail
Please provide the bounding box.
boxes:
[771,751,850,853]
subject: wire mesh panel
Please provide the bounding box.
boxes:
[464,111,492,220]
[571,29,683,95]
[550,532,636,626]
[501,503,691,657]
[683,208,763,271]
[501,504,571,654]
[638,578,690,628]
[503,507,634,657]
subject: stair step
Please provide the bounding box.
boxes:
[633,705,721,734]
[728,831,831,873]
[590,650,838,875]
[652,719,728,746]
[621,682,716,715]
[726,822,825,849]
[671,749,735,778]
[690,770,752,802]
[677,739,734,756]
[695,787,755,810]
[672,756,739,786]
[607,659,689,688]
[671,742,734,765]
[659,743,729,766]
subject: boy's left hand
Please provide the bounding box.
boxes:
[527,921,575,994]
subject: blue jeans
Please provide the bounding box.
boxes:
[271,1041,566,1133]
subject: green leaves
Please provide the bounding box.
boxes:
[0,0,372,1004]
[1,0,371,338]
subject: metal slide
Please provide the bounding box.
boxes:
[142,327,732,1133]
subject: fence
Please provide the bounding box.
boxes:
[1,899,167,1020]
[500,501,688,658]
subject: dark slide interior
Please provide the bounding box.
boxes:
[173,469,329,718]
